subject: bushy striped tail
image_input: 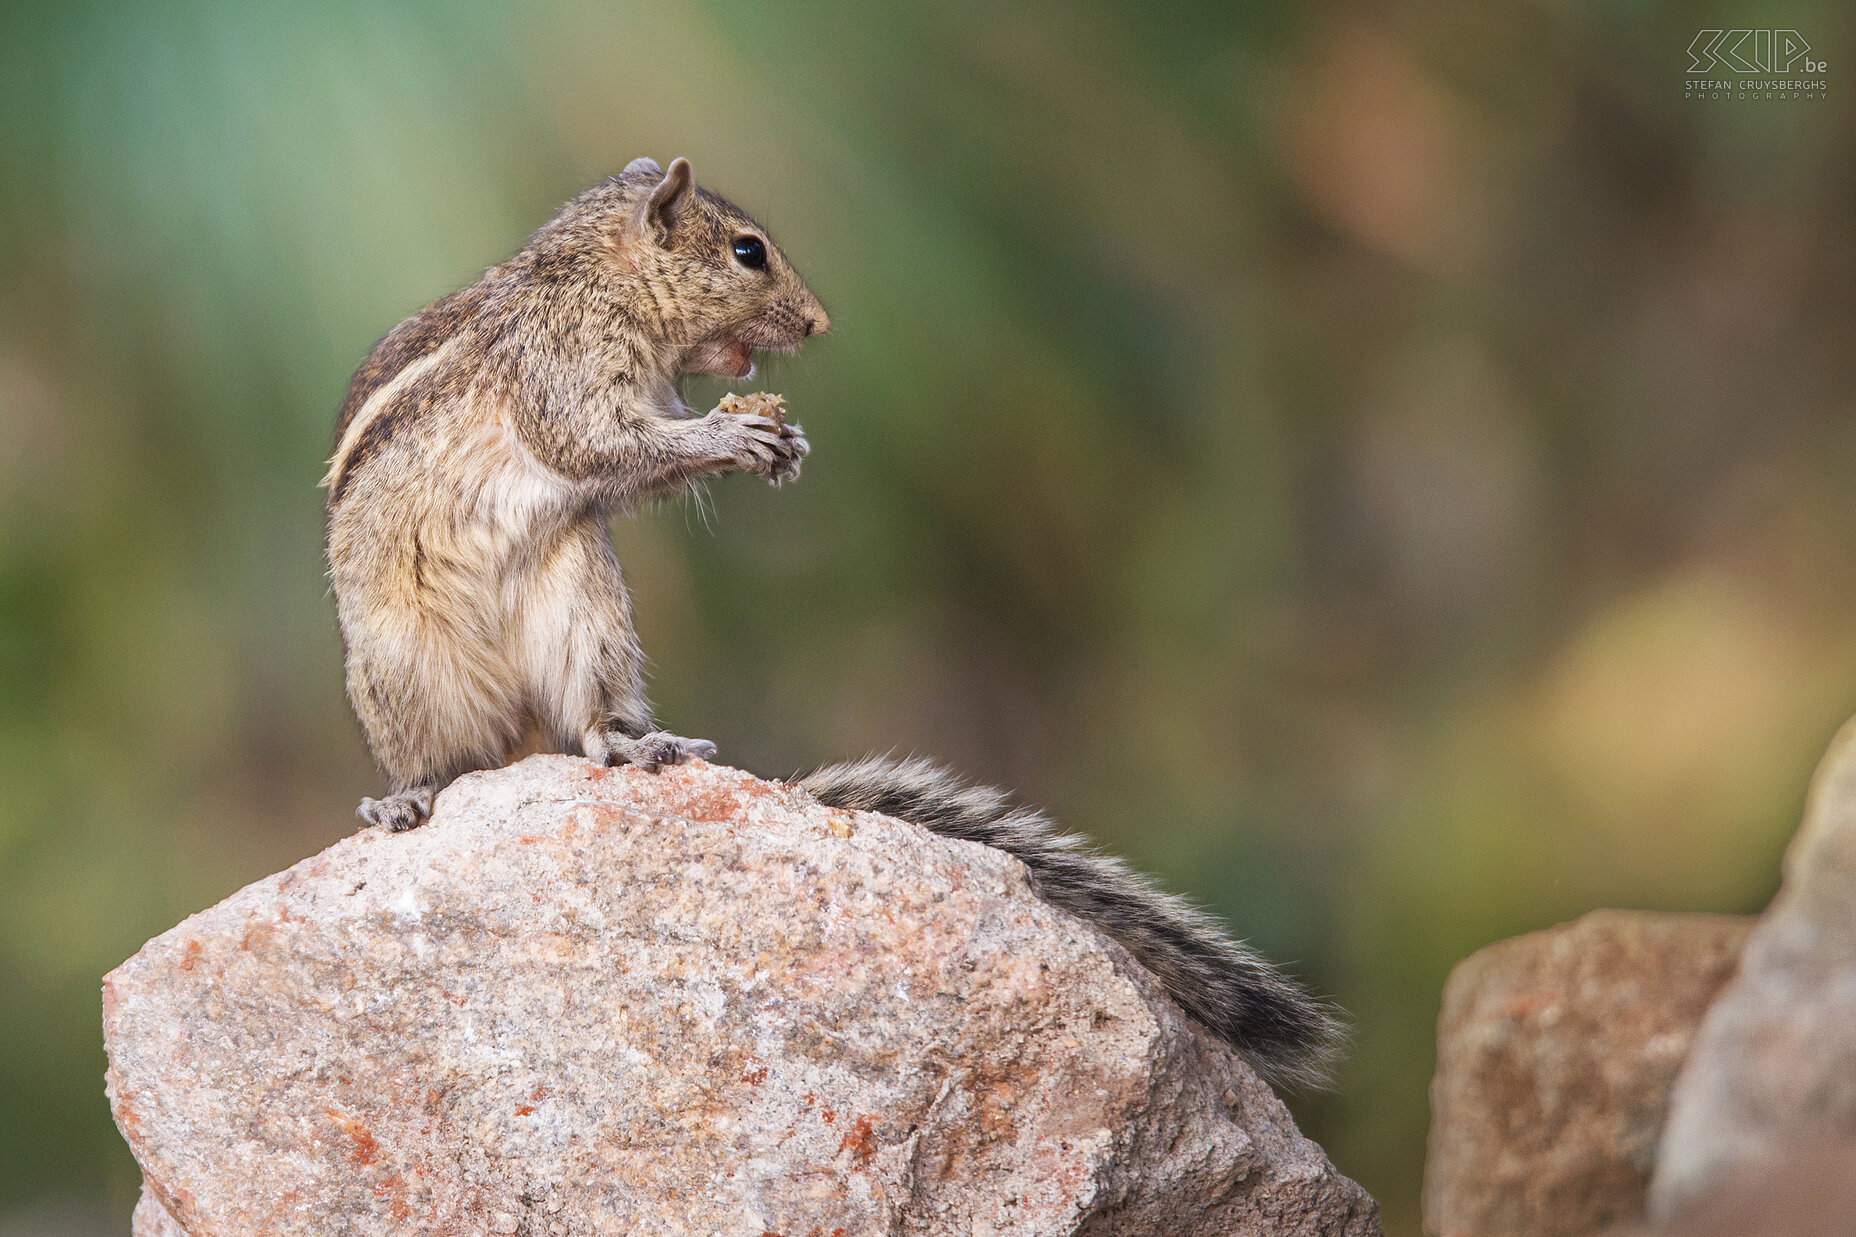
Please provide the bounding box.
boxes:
[799,755,1343,1090]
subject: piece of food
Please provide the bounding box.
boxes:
[716,390,787,427]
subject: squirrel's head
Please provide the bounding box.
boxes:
[540,157,830,381]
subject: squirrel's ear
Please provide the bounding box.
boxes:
[642,157,694,244]
[623,156,662,178]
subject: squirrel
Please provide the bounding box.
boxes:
[324,156,821,831]
[324,158,1339,1088]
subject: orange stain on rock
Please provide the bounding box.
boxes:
[322,1106,381,1166]
[371,1172,411,1221]
[838,1114,877,1162]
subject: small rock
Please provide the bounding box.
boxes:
[1424,910,1751,1237]
[1651,719,1856,1219]
[105,756,1377,1236]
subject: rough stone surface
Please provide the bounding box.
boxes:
[1423,910,1752,1237]
[1651,718,1856,1220]
[132,1183,186,1237]
[105,755,1378,1237]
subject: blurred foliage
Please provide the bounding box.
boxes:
[3,1,1855,1233]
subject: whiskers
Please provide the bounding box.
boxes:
[681,481,717,535]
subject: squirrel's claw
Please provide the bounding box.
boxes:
[713,410,808,485]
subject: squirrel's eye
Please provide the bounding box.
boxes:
[732,235,768,270]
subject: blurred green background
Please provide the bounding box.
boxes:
[2,1,1852,1232]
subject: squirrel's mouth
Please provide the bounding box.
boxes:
[681,335,756,380]
[684,313,817,380]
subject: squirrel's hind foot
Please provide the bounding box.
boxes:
[358,787,436,832]
[588,729,717,773]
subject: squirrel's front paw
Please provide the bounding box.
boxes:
[709,410,808,485]
[769,422,808,485]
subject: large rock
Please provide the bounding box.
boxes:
[1423,910,1751,1237]
[1613,1139,1856,1237]
[106,756,1377,1237]
[1650,719,1856,1220]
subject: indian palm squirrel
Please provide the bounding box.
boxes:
[323,157,1340,1088]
